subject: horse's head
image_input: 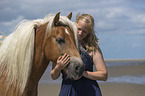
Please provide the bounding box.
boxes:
[43,12,84,80]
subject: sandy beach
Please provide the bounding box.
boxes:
[38,84,61,96]
[38,83,145,96]
[38,60,145,96]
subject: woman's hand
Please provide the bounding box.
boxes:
[55,53,70,70]
[83,71,89,78]
[51,53,70,80]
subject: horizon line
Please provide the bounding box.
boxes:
[104,59,145,62]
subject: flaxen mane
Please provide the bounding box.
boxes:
[0,13,78,94]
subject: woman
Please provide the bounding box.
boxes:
[51,13,108,96]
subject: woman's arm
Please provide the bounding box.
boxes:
[83,47,108,81]
[51,53,70,80]
[51,63,62,80]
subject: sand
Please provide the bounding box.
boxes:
[38,84,61,96]
[38,61,145,96]
[38,83,145,96]
[100,83,145,96]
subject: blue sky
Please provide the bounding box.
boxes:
[0,0,145,59]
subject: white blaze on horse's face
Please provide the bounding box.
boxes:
[65,28,71,37]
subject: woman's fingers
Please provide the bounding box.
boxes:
[63,55,70,62]
[57,53,70,69]
[61,53,68,60]
[62,55,70,67]
[64,57,70,66]
[61,54,70,61]
[58,56,62,60]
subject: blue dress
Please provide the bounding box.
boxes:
[59,48,102,96]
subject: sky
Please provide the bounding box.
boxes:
[0,0,145,59]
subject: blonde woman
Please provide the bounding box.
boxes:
[51,13,108,96]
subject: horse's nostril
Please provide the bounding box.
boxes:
[75,66,80,73]
[75,66,79,70]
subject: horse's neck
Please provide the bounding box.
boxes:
[23,23,50,96]
[33,23,49,77]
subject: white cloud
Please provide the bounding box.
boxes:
[1,16,24,26]
[131,14,145,24]
[0,0,145,59]
[14,1,145,28]
[0,16,24,34]
[0,0,145,35]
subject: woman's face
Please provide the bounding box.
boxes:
[77,20,90,40]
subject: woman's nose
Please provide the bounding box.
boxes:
[78,30,82,35]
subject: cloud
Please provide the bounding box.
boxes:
[0,0,145,59]
[1,0,145,35]
[0,16,24,34]
[1,16,24,26]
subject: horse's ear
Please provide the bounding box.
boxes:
[67,12,72,20]
[53,12,60,26]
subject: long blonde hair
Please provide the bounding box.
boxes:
[76,13,99,52]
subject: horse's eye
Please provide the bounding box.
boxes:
[56,37,65,44]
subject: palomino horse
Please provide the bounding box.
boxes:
[0,32,6,45]
[0,12,84,96]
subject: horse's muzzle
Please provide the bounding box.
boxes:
[67,57,85,80]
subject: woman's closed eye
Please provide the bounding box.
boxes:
[78,28,82,31]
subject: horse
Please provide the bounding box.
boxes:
[0,12,85,96]
[0,32,6,45]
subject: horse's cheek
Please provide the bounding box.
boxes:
[45,41,60,61]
